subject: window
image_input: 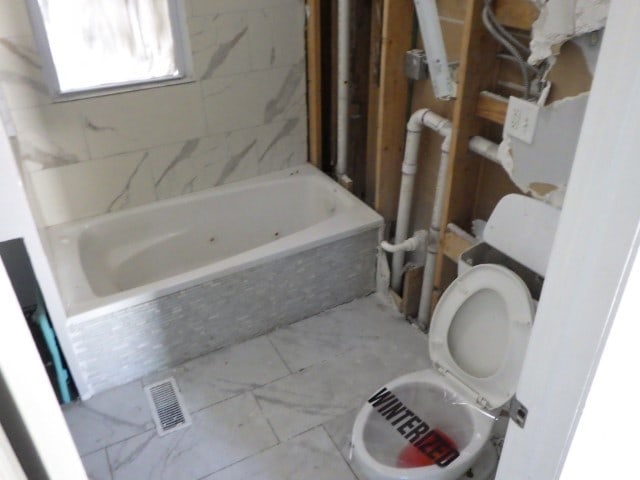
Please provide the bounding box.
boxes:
[27,0,191,97]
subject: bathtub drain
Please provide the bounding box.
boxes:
[145,377,191,436]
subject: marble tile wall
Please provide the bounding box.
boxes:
[0,0,308,226]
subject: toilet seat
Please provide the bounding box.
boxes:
[429,264,534,409]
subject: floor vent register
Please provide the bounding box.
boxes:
[144,377,192,436]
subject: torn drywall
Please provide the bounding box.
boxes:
[498,92,589,206]
[569,31,602,76]
[529,0,610,65]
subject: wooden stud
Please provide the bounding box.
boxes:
[476,91,508,125]
[400,265,424,318]
[338,175,354,191]
[433,0,501,305]
[494,0,539,31]
[306,0,323,167]
[369,0,414,221]
[442,230,474,263]
[365,0,383,207]
[348,0,374,199]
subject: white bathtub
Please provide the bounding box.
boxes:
[49,164,382,395]
[49,164,382,323]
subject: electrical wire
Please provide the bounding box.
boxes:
[481,3,531,98]
[482,0,553,100]
[484,0,530,55]
[497,54,539,74]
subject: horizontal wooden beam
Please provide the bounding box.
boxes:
[442,230,474,263]
[476,91,508,124]
[494,0,539,31]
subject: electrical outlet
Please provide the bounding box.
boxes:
[505,96,540,144]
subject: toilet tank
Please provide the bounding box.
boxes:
[483,194,561,277]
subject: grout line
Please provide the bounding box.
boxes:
[121,338,298,423]
[69,381,156,457]
[104,447,115,480]
[197,78,211,136]
[190,390,246,416]
[194,394,287,480]
[75,425,156,459]
[250,390,281,443]
[194,441,278,480]
[41,115,301,173]
[266,335,294,374]
[188,1,302,20]
[196,424,348,480]
[321,424,361,480]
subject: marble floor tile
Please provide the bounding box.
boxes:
[81,449,112,480]
[66,295,442,479]
[253,331,431,441]
[143,336,290,413]
[63,380,154,456]
[107,392,278,480]
[269,295,429,372]
[204,427,357,480]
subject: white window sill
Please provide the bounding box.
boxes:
[51,75,196,103]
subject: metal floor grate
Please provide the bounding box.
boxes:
[145,377,191,436]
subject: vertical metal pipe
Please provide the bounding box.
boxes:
[336,0,350,177]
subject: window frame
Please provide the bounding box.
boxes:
[25,0,194,101]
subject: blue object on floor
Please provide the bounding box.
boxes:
[34,294,71,404]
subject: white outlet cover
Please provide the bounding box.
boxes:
[505,96,540,144]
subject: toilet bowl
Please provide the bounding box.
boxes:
[351,264,535,480]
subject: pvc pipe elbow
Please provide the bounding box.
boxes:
[381,230,427,253]
[407,109,430,132]
[406,109,452,137]
[422,111,452,136]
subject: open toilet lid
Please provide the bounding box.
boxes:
[429,264,534,410]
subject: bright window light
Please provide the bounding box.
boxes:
[29,0,189,95]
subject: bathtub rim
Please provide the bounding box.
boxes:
[46,164,383,324]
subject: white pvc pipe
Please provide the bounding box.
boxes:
[447,223,478,245]
[469,136,501,164]
[417,135,451,329]
[391,109,451,291]
[416,135,501,330]
[381,230,427,253]
[413,0,456,100]
[336,0,350,178]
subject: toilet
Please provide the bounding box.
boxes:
[350,194,560,480]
